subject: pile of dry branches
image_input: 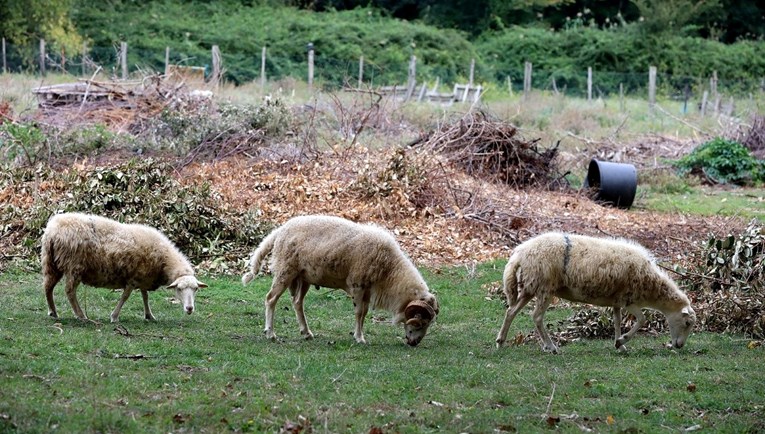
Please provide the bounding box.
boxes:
[411,111,566,189]
[743,115,765,159]
[33,75,206,133]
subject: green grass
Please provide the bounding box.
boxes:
[641,185,765,222]
[1,263,764,433]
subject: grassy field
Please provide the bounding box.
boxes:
[1,262,763,433]
[642,186,765,222]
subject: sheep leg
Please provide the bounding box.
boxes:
[43,272,62,318]
[264,274,290,341]
[532,295,557,353]
[495,293,534,348]
[613,307,626,351]
[141,289,156,321]
[291,280,313,339]
[616,306,646,348]
[64,276,87,320]
[352,289,370,344]
[110,287,134,323]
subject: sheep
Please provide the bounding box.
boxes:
[495,232,696,353]
[41,212,207,322]
[242,215,439,346]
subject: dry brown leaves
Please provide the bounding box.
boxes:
[183,145,743,268]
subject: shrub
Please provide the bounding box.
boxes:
[0,159,272,273]
[674,137,764,185]
[688,220,765,339]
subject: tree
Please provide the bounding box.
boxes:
[632,0,722,36]
[0,0,84,67]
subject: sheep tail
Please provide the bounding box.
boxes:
[242,229,278,286]
[40,232,57,277]
[502,253,521,307]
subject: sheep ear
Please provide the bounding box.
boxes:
[405,300,436,321]
[681,306,690,316]
[196,280,208,288]
[167,279,180,289]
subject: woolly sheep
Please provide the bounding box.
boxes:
[242,215,439,346]
[41,212,207,322]
[495,232,696,353]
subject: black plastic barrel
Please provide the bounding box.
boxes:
[585,159,637,209]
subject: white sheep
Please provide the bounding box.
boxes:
[242,215,439,346]
[495,232,696,353]
[41,212,207,322]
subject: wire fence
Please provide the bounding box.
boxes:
[2,40,764,102]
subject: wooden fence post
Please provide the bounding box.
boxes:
[211,45,221,88]
[648,66,657,111]
[710,71,718,102]
[120,41,127,80]
[261,46,267,90]
[701,90,708,116]
[469,58,475,87]
[358,56,364,88]
[82,42,88,76]
[39,39,46,76]
[307,42,314,91]
[587,67,593,102]
[2,38,7,74]
[507,76,513,97]
[523,61,532,99]
[405,54,416,100]
[164,47,170,76]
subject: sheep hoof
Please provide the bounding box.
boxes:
[495,339,505,349]
[616,344,628,352]
[110,316,119,323]
[48,311,58,318]
[302,331,314,340]
[264,330,277,342]
[145,315,157,321]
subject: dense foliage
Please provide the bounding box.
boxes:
[70,2,477,85]
[1,1,763,92]
[674,137,765,185]
[291,0,764,43]
[0,160,271,272]
[477,26,765,95]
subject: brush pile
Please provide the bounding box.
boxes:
[742,115,765,159]
[411,110,566,189]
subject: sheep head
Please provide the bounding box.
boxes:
[168,276,208,315]
[666,305,696,349]
[404,298,438,347]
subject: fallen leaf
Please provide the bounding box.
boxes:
[687,383,697,393]
[606,415,615,425]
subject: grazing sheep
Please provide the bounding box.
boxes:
[495,232,696,353]
[242,215,439,346]
[41,212,207,322]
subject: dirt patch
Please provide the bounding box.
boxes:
[184,146,743,268]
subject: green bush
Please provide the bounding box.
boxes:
[674,137,764,185]
[0,159,272,272]
[72,3,477,86]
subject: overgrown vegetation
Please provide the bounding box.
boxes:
[674,137,764,185]
[0,159,271,273]
[2,1,759,94]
